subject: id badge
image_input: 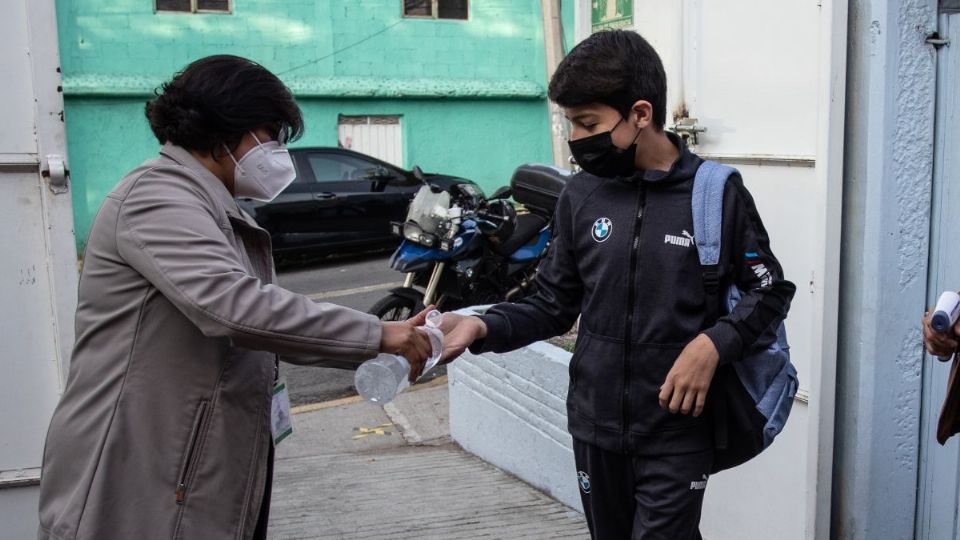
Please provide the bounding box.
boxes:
[271,382,293,445]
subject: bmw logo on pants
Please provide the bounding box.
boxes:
[577,471,591,493]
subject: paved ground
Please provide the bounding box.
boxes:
[268,379,589,539]
[276,251,398,301]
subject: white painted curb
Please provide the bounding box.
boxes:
[447,307,581,511]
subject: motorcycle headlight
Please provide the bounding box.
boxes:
[419,234,435,247]
[403,222,423,243]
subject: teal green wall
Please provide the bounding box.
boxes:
[56,0,569,251]
[57,1,550,80]
[295,99,550,187]
[64,99,155,243]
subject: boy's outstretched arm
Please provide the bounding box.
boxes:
[440,188,584,362]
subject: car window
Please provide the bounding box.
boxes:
[305,153,378,183]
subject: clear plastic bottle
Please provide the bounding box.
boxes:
[355,310,444,404]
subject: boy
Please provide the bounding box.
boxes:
[440,30,795,539]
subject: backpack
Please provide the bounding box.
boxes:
[691,160,799,473]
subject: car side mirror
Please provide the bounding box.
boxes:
[367,167,400,192]
[412,165,427,183]
[489,186,512,200]
[365,167,394,180]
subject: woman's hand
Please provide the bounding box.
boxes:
[379,305,436,382]
[923,310,959,359]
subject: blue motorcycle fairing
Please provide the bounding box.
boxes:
[390,241,446,273]
[509,229,551,263]
[451,228,480,256]
[389,224,481,273]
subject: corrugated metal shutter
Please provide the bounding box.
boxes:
[337,116,403,167]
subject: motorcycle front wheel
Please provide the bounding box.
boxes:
[369,293,420,322]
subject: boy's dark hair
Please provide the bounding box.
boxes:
[145,55,304,155]
[548,30,667,130]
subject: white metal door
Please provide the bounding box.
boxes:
[917,10,960,540]
[337,115,404,167]
[629,1,847,538]
[0,0,78,536]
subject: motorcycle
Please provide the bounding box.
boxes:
[368,163,571,321]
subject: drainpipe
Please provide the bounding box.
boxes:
[541,0,571,167]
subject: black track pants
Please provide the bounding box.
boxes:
[573,439,713,540]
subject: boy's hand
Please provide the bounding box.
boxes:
[438,313,487,363]
[923,310,959,358]
[659,334,720,417]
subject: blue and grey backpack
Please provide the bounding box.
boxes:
[692,160,799,473]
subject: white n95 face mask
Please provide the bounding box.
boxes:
[226,131,296,202]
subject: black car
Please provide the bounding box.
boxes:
[238,147,480,257]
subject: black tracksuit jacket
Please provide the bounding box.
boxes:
[473,134,796,455]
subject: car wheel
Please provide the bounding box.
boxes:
[369,293,420,322]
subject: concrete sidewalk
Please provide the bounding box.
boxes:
[267,378,589,539]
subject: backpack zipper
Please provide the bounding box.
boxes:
[176,400,210,504]
[622,186,646,450]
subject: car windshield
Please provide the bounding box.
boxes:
[406,186,451,235]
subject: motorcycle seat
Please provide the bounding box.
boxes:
[491,212,548,257]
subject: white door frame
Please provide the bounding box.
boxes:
[807,2,848,536]
[916,9,960,539]
[0,0,77,534]
[26,0,78,385]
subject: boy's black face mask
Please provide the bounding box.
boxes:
[568,117,641,178]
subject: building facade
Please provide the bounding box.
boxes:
[56,0,574,250]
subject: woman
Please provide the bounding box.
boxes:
[37,55,433,540]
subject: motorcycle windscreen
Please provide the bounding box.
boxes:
[406,186,451,235]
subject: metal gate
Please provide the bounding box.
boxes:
[917,6,960,539]
[0,0,77,537]
[337,115,404,167]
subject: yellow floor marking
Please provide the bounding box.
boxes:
[351,423,395,440]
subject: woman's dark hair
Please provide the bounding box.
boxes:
[548,30,667,130]
[145,55,304,155]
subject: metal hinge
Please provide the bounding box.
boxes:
[40,154,69,193]
[672,117,707,146]
[0,467,41,489]
[927,32,951,48]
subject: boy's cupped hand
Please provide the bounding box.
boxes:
[437,312,487,364]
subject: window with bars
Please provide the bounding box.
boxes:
[156,0,230,14]
[403,0,468,20]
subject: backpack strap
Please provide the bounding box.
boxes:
[692,160,739,454]
[692,160,738,323]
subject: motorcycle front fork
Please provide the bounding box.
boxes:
[400,264,446,307]
[423,262,446,306]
